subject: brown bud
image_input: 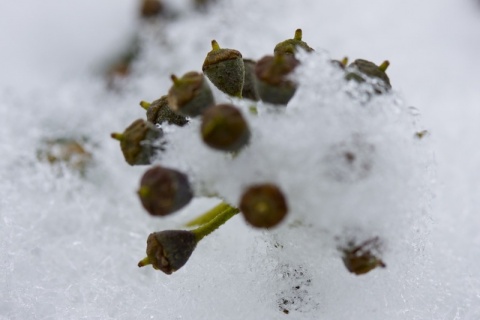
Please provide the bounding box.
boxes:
[202,40,244,97]
[273,29,314,56]
[201,104,250,152]
[341,237,386,275]
[110,119,163,165]
[241,59,260,101]
[140,0,164,18]
[138,166,193,216]
[139,230,197,274]
[167,72,215,117]
[144,96,188,126]
[346,59,391,92]
[255,54,300,105]
[239,184,288,228]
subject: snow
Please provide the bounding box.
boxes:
[1,0,480,319]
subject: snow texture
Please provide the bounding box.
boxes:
[1,0,480,319]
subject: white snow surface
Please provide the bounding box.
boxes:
[1,0,480,319]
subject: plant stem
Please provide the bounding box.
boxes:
[185,202,231,227]
[191,204,239,242]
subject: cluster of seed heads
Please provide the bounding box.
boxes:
[111,29,391,275]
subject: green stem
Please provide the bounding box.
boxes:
[185,202,231,227]
[191,205,239,242]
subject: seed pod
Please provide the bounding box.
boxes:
[241,59,260,101]
[167,71,215,117]
[239,183,288,228]
[138,230,197,274]
[140,96,188,126]
[202,40,244,98]
[138,166,193,216]
[255,54,300,105]
[111,119,163,165]
[341,237,386,275]
[346,59,391,92]
[201,104,250,152]
[274,29,313,56]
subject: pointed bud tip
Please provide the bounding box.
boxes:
[211,40,220,51]
[341,57,349,66]
[138,256,151,268]
[294,29,302,40]
[139,100,151,110]
[379,60,390,72]
[110,133,123,140]
[170,74,180,85]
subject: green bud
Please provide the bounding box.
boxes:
[202,40,245,98]
[241,59,260,101]
[110,119,163,165]
[346,59,391,92]
[255,54,300,105]
[239,183,288,228]
[273,29,313,56]
[141,96,188,126]
[138,166,193,216]
[340,237,386,275]
[138,230,197,274]
[167,72,215,117]
[201,104,250,152]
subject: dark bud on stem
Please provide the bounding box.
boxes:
[138,230,197,274]
[138,166,193,216]
[110,119,163,165]
[142,96,188,126]
[341,237,386,275]
[345,59,391,93]
[242,59,260,101]
[255,54,300,105]
[167,72,215,117]
[239,183,288,228]
[273,29,314,56]
[202,40,245,98]
[201,104,250,152]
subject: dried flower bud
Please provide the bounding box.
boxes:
[255,54,300,105]
[202,40,245,98]
[167,72,215,117]
[239,184,288,228]
[340,237,386,275]
[138,166,193,216]
[141,96,188,126]
[201,104,250,152]
[346,59,391,92]
[274,29,313,56]
[138,230,197,274]
[241,59,260,101]
[110,119,163,165]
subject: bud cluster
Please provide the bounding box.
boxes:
[110,29,395,275]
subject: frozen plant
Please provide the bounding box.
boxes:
[111,29,431,285]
